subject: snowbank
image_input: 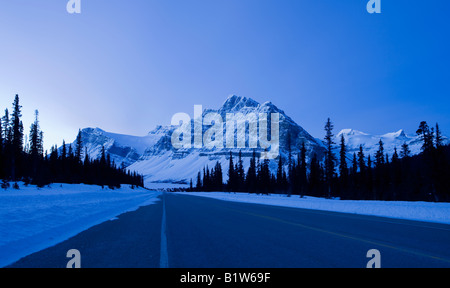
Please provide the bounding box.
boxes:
[179,192,450,225]
[0,183,161,267]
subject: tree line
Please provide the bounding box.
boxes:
[192,118,450,202]
[0,94,144,188]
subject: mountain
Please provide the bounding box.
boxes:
[71,95,325,185]
[68,127,167,168]
[335,128,448,159]
[68,95,448,186]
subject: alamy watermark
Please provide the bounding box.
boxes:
[66,249,81,268]
[66,1,379,15]
[67,0,81,14]
[366,249,381,268]
[367,0,381,14]
[171,105,280,160]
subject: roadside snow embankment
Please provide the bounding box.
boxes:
[0,183,161,267]
[180,192,450,225]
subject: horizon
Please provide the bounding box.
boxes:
[0,92,446,152]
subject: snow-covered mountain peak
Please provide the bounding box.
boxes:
[219,95,260,114]
[336,129,368,138]
[382,129,408,139]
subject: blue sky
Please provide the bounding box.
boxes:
[0,0,449,150]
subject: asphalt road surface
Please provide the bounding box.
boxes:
[8,193,450,268]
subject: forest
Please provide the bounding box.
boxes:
[0,95,144,188]
[193,119,450,202]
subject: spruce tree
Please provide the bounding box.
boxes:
[74,129,83,163]
[351,153,358,176]
[237,150,244,191]
[375,139,385,168]
[309,153,321,196]
[61,140,67,162]
[276,154,284,192]
[392,148,399,163]
[287,134,293,188]
[298,142,307,197]
[227,151,235,192]
[29,110,43,159]
[2,109,11,145]
[416,121,434,153]
[324,118,336,198]
[367,155,374,199]
[246,150,257,193]
[196,171,202,191]
[357,145,365,173]
[214,161,223,191]
[10,95,24,180]
[29,110,44,180]
[100,146,107,167]
[435,123,443,148]
[339,134,348,178]
[11,95,24,153]
[400,142,411,158]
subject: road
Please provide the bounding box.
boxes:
[8,193,450,268]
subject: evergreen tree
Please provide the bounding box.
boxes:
[391,147,401,200]
[338,134,349,198]
[100,146,107,167]
[227,151,235,192]
[196,171,202,191]
[435,123,443,148]
[205,165,210,191]
[298,142,307,197]
[367,155,374,199]
[309,153,321,196]
[287,134,293,188]
[357,145,366,173]
[400,142,411,158]
[262,159,271,194]
[324,118,336,198]
[2,109,12,151]
[68,144,73,159]
[10,95,24,180]
[74,129,83,163]
[276,154,284,192]
[84,147,90,164]
[61,140,66,160]
[11,95,24,153]
[236,150,245,191]
[29,110,43,159]
[416,121,434,153]
[246,150,257,193]
[339,134,348,178]
[351,153,358,176]
[256,155,262,193]
[375,139,385,168]
[214,161,223,191]
[29,110,44,179]
[392,148,399,163]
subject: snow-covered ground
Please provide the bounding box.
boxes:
[179,192,450,225]
[0,183,161,267]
